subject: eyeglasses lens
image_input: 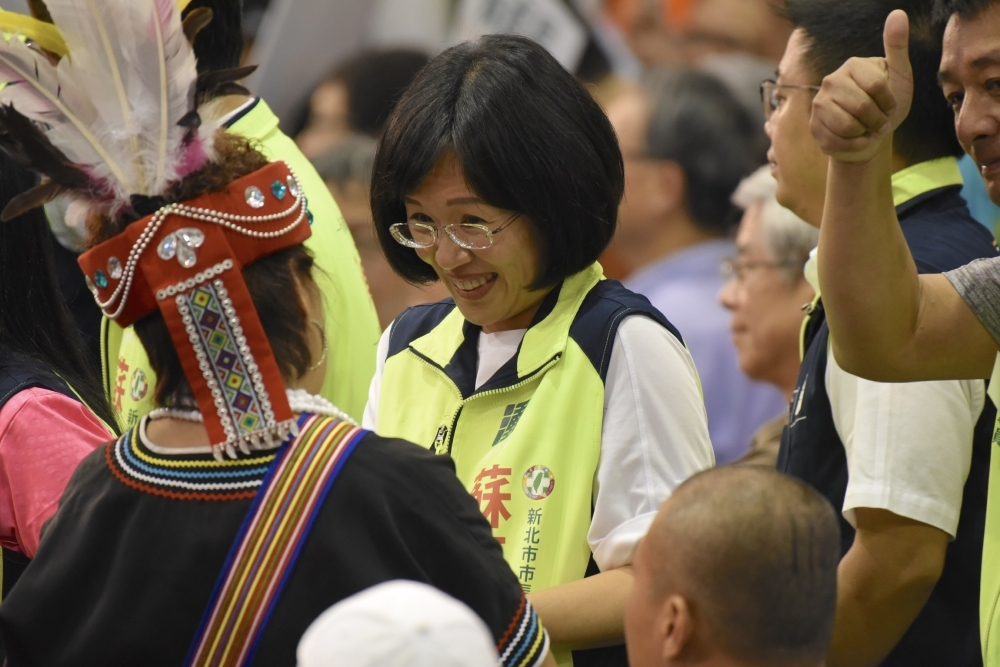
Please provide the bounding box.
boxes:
[449,225,492,250]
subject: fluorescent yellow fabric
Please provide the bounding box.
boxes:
[378,265,608,667]
[982,355,1000,665]
[891,157,964,208]
[104,100,379,427]
[0,10,66,54]
[0,0,191,57]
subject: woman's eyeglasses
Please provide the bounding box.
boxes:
[389,216,520,251]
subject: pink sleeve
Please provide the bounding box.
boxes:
[0,387,112,558]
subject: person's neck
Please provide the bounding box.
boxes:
[621,215,722,275]
[890,151,913,175]
[689,653,825,667]
[810,152,914,228]
[778,368,798,403]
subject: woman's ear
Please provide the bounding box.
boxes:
[291,269,324,325]
[288,268,328,394]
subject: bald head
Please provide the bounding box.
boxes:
[630,467,839,666]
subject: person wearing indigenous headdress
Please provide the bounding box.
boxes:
[0,152,115,615]
[0,0,381,429]
[364,35,715,667]
[0,3,553,667]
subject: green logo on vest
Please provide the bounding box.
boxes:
[522,466,555,500]
[129,368,148,402]
[493,401,529,445]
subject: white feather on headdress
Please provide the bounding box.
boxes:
[0,0,219,217]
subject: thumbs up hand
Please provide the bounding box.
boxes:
[810,10,914,163]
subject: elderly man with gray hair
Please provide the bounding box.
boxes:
[720,166,818,466]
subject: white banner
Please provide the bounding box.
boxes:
[452,0,589,72]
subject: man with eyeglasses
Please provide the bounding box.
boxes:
[768,1,998,666]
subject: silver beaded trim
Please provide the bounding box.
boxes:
[92,165,306,321]
[213,279,277,430]
[156,259,234,300]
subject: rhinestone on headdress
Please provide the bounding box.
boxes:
[158,227,206,269]
[85,274,96,292]
[307,210,314,225]
[158,233,178,260]
[287,175,301,198]
[176,228,205,268]
[271,180,287,200]
[245,186,266,209]
[107,256,123,281]
[94,270,108,289]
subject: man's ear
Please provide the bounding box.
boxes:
[659,594,694,661]
[653,160,687,215]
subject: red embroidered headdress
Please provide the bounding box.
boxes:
[0,0,313,458]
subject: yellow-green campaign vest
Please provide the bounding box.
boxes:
[376,264,681,666]
[100,100,380,428]
[983,355,1000,664]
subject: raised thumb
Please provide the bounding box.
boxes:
[883,9,911,78]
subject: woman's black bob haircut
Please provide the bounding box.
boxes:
[371,34,624,290]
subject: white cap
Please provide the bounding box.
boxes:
[296,580,500,667]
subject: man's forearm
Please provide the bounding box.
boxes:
[819,146,924,380]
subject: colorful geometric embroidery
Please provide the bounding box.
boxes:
[176,279,288,456]
[106,425,277,502]
[497,593,549,667]
[187,415,366,667]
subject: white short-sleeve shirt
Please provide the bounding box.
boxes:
[827,351,984,537]
[364,314,716,571]
[807,252,986,537]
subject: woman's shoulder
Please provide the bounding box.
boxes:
[0,387,112,445]
[384,299,459,355]
[349,432,456,482]
[568,280,685,380]
[344,432,488,513]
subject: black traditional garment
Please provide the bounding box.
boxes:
[0,420,548,667]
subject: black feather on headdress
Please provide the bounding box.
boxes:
[196,64,258,105]
[0,105,89,221]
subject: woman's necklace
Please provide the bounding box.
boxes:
[149,388,357,425]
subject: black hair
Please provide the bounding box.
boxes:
[183,0,244,73]
[0,153,118,432]
[934,0,1000,21]
[331,49,431,138]
[371,34,624,290]
[644,67,760,235]
[785,0,963,164]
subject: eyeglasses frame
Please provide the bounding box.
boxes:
[721,256,796,282]
[389,214,521,251]
[760,79,822,120]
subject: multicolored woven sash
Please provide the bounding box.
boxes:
[186,414,367,667]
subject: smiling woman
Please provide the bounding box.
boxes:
[364,34,715,667]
